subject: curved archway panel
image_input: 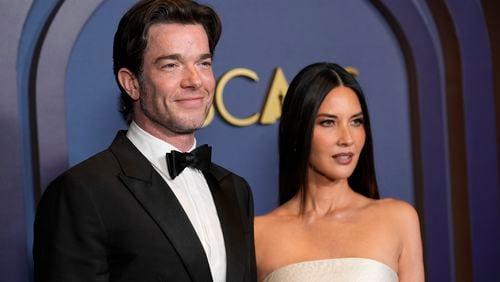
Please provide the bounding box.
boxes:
[446,1,500,280]
[35,0,104,192]
[1,1,33,280]
[375,0,454,280]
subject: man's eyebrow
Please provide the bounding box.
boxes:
[154,54,181,64]
[154,53,212,64]
[199,53,212,60]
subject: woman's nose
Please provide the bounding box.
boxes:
[336,125,354,146]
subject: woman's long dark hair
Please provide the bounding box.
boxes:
[279,62,379,210]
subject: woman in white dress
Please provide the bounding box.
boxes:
[255,62,424,282]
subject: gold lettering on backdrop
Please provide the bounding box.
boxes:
[345,66,358,76]
[215,68,260,127]
[259,67,288,124]
[202,66,359,128]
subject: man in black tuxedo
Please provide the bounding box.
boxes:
[33,1,256,281]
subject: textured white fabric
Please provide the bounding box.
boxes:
[127,122,226,282]
[263,258,398,282]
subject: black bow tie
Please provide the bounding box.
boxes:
[165,144,212,179]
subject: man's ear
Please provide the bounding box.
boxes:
[117,68,140,100]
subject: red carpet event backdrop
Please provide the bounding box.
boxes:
[1,0,499,281]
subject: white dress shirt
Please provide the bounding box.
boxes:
[126,122,226,282]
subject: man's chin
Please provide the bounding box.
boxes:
[172,128,198,135]
[170,121,205,135]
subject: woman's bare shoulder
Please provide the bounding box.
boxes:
[374,199,424,280]
[254,212,273,233]
[371,198,421,232]
[376,197,418,216]
[255,205,292,226]
[255,204,300,242]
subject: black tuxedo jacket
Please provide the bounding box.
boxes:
[34,131,256,282]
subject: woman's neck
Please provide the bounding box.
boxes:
[304,180,353,215]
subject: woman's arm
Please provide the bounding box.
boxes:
[397,201,425,282]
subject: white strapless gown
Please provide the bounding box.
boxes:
[263,258,398,282]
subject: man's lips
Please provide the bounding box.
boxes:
[176,96,204,102]
[175,96,205,107]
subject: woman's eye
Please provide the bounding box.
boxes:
[351,118,365,127]
[320,120,335,127]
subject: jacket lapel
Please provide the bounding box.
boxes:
[205,167,247,282]
[110,132,212,282]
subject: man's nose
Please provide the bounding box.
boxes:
[181,65,202,89]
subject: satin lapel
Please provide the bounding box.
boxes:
[110,132,212,282]
[204,170,247,282]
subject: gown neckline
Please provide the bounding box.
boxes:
[264,257,397,281]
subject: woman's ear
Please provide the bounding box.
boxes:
[117,68,140,100]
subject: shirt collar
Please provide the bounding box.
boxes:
[126,121,197,178]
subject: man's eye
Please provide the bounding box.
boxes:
[200,61,212,68]
[162,63,177,69]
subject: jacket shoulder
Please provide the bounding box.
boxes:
[210,162,248,185]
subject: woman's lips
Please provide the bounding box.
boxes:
[332,152,354,165]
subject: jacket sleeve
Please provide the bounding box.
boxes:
[33,174,109,282]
